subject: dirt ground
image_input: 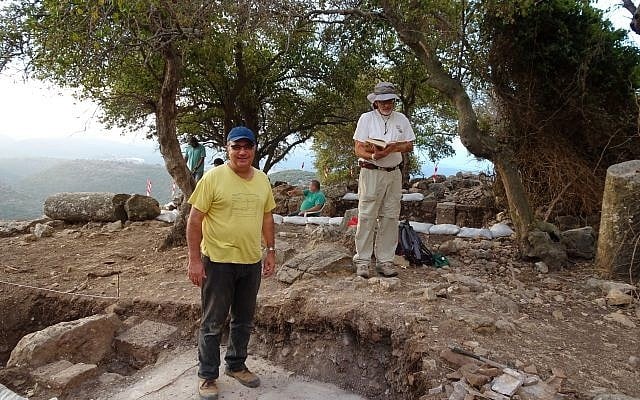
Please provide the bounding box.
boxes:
[0,220,639,400]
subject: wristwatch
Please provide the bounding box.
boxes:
[267,247,276,253]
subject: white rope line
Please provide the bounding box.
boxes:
[0,279,119,299]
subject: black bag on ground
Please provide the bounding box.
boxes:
[397,220,434,266]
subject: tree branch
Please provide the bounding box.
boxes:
[622,0,640,34]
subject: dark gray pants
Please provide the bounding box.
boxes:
[198,257,262,380]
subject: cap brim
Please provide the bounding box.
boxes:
[367,93,400,103]
[228,135,256,144]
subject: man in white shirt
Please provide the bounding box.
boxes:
[352,82,415,278]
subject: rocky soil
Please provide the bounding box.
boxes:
[0,219,638,400]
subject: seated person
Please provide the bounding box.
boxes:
[287,179,326,216]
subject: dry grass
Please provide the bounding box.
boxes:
[514,138,604,219]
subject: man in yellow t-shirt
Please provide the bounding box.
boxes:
[186,126,276,400]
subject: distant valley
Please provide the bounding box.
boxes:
[0,158,319,221]
[0,158,175,220]
[0,136,488,220]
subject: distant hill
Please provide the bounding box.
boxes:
[0,159,319,220]
[0,156,487,220]
[0,158,173,220]
[268,169,317,186]
[0,135,165,165]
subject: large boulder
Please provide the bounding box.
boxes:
[272,184,297,215]
[7,314,121,368]
[44,192,130,223]
[560,226,596,259]
[526,230,568,269]
[125,194,161,221]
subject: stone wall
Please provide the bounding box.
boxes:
[276,173,498,228]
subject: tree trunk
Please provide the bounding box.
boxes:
[401,153,410,188]
[154,42,193,250]
[381,2,534,249]
[493,155,534,249]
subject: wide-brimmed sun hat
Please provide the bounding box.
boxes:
[366,82,400,103]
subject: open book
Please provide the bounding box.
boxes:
[366,138,388,149]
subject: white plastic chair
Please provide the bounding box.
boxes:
[303,203,326,217]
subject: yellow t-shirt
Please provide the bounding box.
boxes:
[188,165,276,264]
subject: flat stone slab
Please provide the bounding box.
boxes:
[33,359,99,389]
[0,383,28,400]
[492,371,524,396]
[33,359,75,380]
[93,347,366,400]
[114,320,178,367]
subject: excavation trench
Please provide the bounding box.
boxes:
[0,289,423,400]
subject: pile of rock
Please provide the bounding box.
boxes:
[0,217,51,238]
[276,172,498,228]
[428,347,567,400]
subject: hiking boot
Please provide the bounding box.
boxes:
[376,262,398,277]
[224,367,260,388]
[356,263,369,278]
[198,378,219,400]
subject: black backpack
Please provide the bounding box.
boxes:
[397,220,434,266]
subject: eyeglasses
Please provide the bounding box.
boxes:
[229,144,255,151]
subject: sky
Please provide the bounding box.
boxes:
[0,0,634,174]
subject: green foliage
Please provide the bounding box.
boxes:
[479,0,640,215]
[1,0,372,173]
[310,9,458,183]
[2,0,461,181]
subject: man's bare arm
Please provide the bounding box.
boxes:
[186,207,206,286]
[261,212,276,277]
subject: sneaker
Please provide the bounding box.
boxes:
[356,263,369,278]
[376,262,398,277]
[198,378,219,400]
[224,367,261,388]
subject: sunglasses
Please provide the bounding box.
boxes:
[229,144,255,151]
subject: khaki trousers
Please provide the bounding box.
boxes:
[353,167,402,266]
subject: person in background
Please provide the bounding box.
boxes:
[186,126,276,400]
[352,82,415,279]
[286,179,326,216]
[185,136,207,181]
[213,157,224,167]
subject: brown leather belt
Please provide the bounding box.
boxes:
[358,160,400,172]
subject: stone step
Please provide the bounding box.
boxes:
[32,359,98,390]
[114,320,177,368]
